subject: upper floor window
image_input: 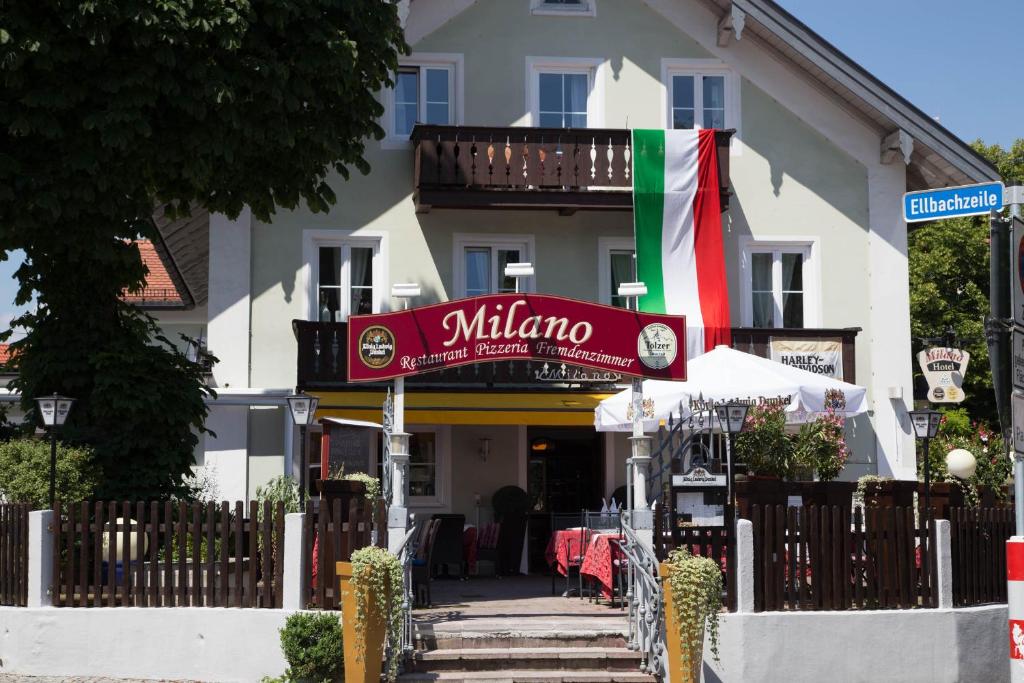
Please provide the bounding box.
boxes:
[527,58,605,128]
[598,237,636,308]
[662,60,740,140]
[530,0,596,17]
[454,234,534,298]
[304,232,383,321]
[383,54,463,147]
[740,241,815,329]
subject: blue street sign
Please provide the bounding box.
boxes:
[903,181,1004,223]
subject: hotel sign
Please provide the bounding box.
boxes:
[917,347,969,404]
[347,293,687,383]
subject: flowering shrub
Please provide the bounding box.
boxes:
[923,408,1011,501]
[794,410,850,482]
[734,403,794,478]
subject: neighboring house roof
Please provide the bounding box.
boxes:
[123,239,192,309]
[698,0,996,187]
[151,203,209,307]
[0,344,12,366]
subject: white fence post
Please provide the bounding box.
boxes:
[28,510,54,608]
[734,517,755,613]
[282,512,306,611]
[934,519,953,609]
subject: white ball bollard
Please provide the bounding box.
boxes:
[945,448,977,480]
[1009,537,1024,682]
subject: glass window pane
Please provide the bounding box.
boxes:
[703,108,725,130]
[319,247,341,287]
[350,248,373,288]
[498,249,521,293]
[425,68,449,104]
[673,108,695,130]
[783,292,804,328]
[318,288,341,322]
[672,75,695,109]
[425,102,449,125]
[539,73,562,113]
[610,250,635,307]
[751,252,773,291]
[567,113,587,128]
[395,103,417,137]
[782,253,803,292]
[703,75,725,109]
[538,112,562,127]
[752,292,774,328]
[564,73,588,114]
[395,70,418,106]
[409,433,436,497]
[350,288,373,316]
[465,247,491,296]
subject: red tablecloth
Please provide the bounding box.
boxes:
[545,529,592,576]
[463,526,478,574]
[580,533,625,600]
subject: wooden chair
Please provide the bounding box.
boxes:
[550,512,586,596]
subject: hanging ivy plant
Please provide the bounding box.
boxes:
[665,547,723,676]
[350,545,404,683]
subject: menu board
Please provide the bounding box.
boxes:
[326,425,371,477]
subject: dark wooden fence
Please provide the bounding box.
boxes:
[949,506,1012,606]
[52,501,285,608]
[1,503,30,606]
[749,504,936,611]
[302,497,386,610]
[654,502,735,610]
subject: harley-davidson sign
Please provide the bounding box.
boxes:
[347,293,687,383]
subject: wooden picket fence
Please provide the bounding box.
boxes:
[749,504,937,611]
[653,502,735,610]
[52,501,285,608]
[302,497,386,609]
[1,503,30,606]
[949,506,1013,606]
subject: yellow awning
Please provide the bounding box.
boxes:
[311,390,613,426]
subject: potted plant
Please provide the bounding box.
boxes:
[734,404,793,518]
[317,465,380,512]
[338,546,404,683]
[793,410,855,507]
[660,548,722,683]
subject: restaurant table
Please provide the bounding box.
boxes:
[579,533,625,601]
[545,528,592,577]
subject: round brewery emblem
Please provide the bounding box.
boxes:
[637,323,677,370]
[358,325,396,369]
[931,386,945,401]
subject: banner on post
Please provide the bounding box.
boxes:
[347,293,687,383]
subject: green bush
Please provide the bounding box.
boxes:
[734,404,794,478]
[276,611,344,683]
[0,437,100,507]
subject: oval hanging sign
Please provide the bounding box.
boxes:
[347,293,688,383]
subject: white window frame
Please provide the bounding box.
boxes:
[597,236,636,306]
[661,58,742,155]
[738,237,820,329]
[370,424,451,509]
[382,52,464,150]
[453,233,536,298]
[525,57,606,128]
[301,229,388,321]
[530,0,596,17]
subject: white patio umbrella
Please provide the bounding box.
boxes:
[594,345,868,432]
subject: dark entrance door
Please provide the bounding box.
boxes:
[526,427,602,572]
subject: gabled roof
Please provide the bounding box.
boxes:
[151,204,209,307]
[702,0,997,188]
[122,239,192,309]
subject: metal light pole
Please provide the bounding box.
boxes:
[35,394,75,509]
[909,409,941,525]
[714,401,750,504]
[286,393,319,507]
[617,282,649,535]
[389,284,420,555]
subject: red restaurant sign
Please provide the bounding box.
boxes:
[347,293,687,383]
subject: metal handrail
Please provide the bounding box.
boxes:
[617,520,667,680]
[383,524,419,676]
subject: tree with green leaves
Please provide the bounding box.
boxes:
[0,1,407,499]
[909,139,1024,430]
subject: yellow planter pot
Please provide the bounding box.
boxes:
[338,561,388,683]
[659,562,703,683]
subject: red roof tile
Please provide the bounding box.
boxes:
[123,240,185,306]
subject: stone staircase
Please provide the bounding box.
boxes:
[398,626,657,682]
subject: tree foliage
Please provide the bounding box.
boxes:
[0,437,100,508]
[0,1,407,498]
[909,139,1024,429]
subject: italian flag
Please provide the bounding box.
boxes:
[632,128,731,359]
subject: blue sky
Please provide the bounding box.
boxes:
[1,1,1020,338]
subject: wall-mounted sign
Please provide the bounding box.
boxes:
[917,347,970,404]
[533,362,622,384]
[672,466,727,527]
[347,293,687,383]
[903,181,1004,223]
[770,338,843,380]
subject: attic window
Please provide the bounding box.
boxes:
[531,0,595,17]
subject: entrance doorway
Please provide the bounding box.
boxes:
[525,427,602,571]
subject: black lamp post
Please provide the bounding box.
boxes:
[909,408,942,524]
[35,393,75,509]
[287,393,320,507]
[714,401,750,502]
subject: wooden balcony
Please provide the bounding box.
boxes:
[411,125,734,214]
[293,321,859,392]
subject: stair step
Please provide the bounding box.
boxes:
[398,670,657,682]
[415,633,629,651]
[410,647,641,673]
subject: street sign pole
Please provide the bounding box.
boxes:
[1009,186,1024,536]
